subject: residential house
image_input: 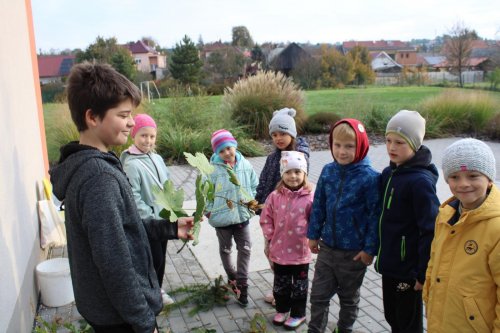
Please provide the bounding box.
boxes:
[342,40,418,66]
[267,42,311,76]
[371,51,403,73]
[415,54,447,70]
[201,41,250,80]
[37,55,75,84]
[434,57,492,72]
[125,40,167,79]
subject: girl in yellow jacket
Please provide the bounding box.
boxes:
[423,138,500,333]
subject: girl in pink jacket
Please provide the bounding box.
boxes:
[260,151,314,330]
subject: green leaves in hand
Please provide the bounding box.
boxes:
[154,180,188,221]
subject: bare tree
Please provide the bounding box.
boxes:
[231,26,254,48]
[445,22,474,87]
[291,56,321,89]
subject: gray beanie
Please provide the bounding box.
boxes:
[442,138,496,181]
[386,110,426,151]
[269,108,297,138]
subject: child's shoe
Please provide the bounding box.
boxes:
[237,284,248,307]
[283,316,306,330]
[264,291,274,304]
[223,279,240,300]
[228,279,240,295]
[161,289,174,305]
[272,312,288,326]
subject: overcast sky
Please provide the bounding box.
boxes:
[32,0,499,52]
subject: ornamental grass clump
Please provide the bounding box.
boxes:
[420,90,498,137]
[222,71,306,139]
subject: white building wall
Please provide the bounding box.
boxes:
[0,0,47,331]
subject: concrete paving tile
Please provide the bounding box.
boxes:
[217,315,240,331]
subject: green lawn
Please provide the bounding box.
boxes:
[305,86,445,116]
[43,86,500,163]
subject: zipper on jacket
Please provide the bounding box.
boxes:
[332,169,346,247]
[376,170,394,272]
[400,236,406,261]
[387,188,394,209]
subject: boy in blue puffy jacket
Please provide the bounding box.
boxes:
[307,119,380,333]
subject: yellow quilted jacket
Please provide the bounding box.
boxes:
[423,185,500,333]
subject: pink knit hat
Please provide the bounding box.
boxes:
[211,129,237,154]
[131,114,157,138]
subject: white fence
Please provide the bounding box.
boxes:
[376,70,484,86]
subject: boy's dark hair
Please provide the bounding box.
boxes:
[66,62,141,131]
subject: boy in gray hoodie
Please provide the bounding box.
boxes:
[50,62,193,333]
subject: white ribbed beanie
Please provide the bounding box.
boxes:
[442,138,496,181]
[386,110,426,151]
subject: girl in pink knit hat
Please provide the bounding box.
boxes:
[120,113,174,305]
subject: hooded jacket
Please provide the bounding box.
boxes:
[50,142,178,333]
[255,137,310,205]
[423,185,500,333]
[260,186,314,265]
[307,157,381,254]
[375,146,440,284]
[307,119,380,254]
[207,150,258,227]
[120,146,169,219]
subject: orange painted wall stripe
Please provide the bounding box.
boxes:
[25,0,49,176]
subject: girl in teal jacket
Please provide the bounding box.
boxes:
[206,129,258,307]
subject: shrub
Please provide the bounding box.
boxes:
[364,107,392,135]
[41,82,66,103]
[487,68,500,91]
[145,95,264,164]
[419,90,499,137]
[486,112,500,140]
[303,112,341,134]
[205,83,227,96]
[222,71,305,139]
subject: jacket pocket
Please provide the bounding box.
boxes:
[462,296,490,333]
[400,236,406,261]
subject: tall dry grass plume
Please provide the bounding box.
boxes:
[222,71,305,139]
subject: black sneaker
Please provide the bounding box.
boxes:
[237,284,248,307]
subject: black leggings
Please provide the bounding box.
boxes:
[150,239,167,287]
[273,263,309,318]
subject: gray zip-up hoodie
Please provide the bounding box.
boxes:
[50,142,178,332]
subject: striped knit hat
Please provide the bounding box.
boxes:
[211,129,238,154]
[442,138,496,181]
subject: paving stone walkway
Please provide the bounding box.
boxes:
[36,138,500,332]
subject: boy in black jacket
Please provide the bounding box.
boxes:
[375,110,439,333]
[50,63,193,333]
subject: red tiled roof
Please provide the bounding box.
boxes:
[126,40,157,54]
[442,39,490,54]
[37,55,76,78]
[434,57,489,68]
[470,40,489,49]
[203,41,227,52]
[343,40,413,51]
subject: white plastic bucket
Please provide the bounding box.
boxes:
[36,258,74,307]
